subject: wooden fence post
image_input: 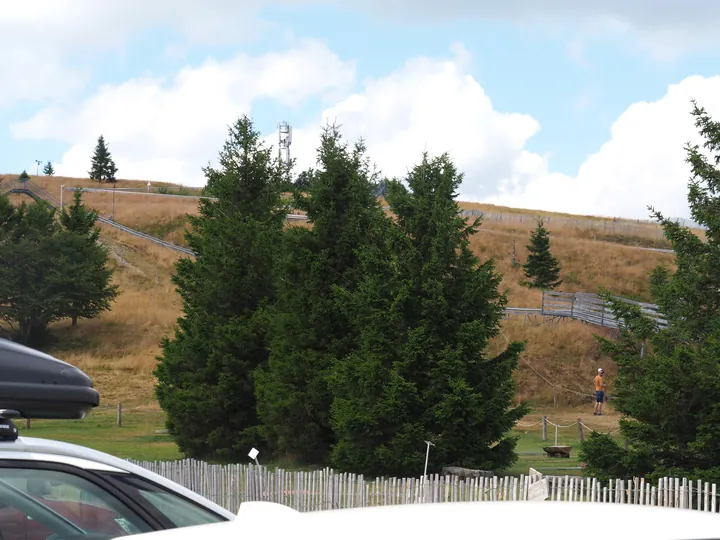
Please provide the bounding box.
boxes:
[542,416,548,441]
[117,403,123,427]
[578,419,584,442]
[25,418,30,429]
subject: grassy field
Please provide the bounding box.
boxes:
[16,406,619,477]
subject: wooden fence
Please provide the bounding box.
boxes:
[129,460,718,513]
[541,291,667,329]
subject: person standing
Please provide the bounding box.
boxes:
[593,368,606,415]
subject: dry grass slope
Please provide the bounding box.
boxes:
[3,174,685,410]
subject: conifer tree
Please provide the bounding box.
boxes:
[18,170,30,182]
[328,153,529,477]
[43,161,54,176]
[254,125,386,464]
[154,116,285,460]
[523,218,562,289]
[58,189,118,326]
[89,135,118,182]
[580,101,720,484]
[0,198,64,344]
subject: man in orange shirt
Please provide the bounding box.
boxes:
[593,368,606,415]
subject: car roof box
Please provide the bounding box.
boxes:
[0,338,99,419]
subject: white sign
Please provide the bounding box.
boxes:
[528,478,550,501]
[248,447,259,460]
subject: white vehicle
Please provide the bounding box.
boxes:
[125,499,720,540]
[0,338,235,540]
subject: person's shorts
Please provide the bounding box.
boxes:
[596,391,605,403]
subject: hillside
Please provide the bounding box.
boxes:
[3,174,683,408]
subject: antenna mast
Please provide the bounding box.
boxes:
[278,121,292,171]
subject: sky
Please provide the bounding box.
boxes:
[3,1,720,220]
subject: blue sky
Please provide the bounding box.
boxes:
[3,1,720,218]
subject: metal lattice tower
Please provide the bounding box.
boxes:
[278,121,292,169]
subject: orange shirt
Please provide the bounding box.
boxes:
[594,375,605,391]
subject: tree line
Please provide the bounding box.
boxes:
[157,103,720,483]
[154,117,528,477]
[0,189,117,344]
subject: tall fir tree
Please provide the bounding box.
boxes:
[43,161,55,176]
[523,218,562,289]
[58,189,118,326]
[0,198,64,344]
[580,101,720,484]
[89,135,118,182]
[254,125,387,464]
[328,153,529,477]
[154,116,285,460]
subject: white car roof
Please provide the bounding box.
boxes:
[124,500,720,540]
[0,436,235,520]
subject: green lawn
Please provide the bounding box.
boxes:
[16,408,619,477]
[17,408,181,462]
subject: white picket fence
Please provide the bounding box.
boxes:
[128,459,719,513]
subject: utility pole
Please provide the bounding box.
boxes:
[34,160,41,176]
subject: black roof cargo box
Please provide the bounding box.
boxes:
[0,338,99,419]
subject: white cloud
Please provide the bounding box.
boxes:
[12,41,720,220]
[0,0,295,108]
[11,39,355,184]
[486,75,720,219]
[287,43,541,204]
[1,1,717,109]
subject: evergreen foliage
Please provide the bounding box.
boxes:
[254,125,386,465]
[523,218,562,289]
[0,190,115,344]
[89,135,118,182]
[59,189,119,326]
[154,116,285,461]
[328,153,529,476]
[580,101,720,484]
[43,162,55,176]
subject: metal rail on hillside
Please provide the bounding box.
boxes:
[10,180,307,258]
[541,290,666,329]
[11,179,197,257]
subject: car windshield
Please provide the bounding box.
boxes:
[0,469,152,539]
[101,473,227,528]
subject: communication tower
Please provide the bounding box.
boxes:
[278,121,292,169]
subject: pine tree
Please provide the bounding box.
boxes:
[18,170,30,182]
[43,161,55,176]
[154,116,285,461]
[328,153,529,477]
[89,135,118,182]
[254,125,387,464]
[0,198,65,344]
[580,101,720,484]
[58,189,118,326]
[523,218,562,289]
